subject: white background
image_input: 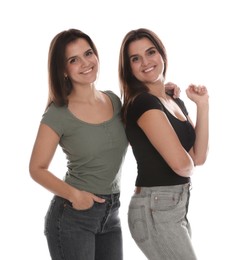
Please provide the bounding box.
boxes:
[1,0,244,259]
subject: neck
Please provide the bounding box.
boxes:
[68,85,100,103]
[148,82,167,99]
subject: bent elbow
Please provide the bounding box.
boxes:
[171,154,195,177]
[194,160,205,166]
[29,162,41,182]
[172,165,194,178]
[193,154,208,166]
[29,166,37,181]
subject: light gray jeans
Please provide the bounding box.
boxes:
[128,183,197,260]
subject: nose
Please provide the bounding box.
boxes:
[79,57,89,66]
[141,56,149,66]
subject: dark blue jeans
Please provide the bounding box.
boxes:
[44,193,122,260]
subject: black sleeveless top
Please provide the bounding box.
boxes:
[126,92,196,187]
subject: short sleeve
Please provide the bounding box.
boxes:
[41,103,64,137]
[128,92,163,122]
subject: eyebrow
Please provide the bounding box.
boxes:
[66,48,93,62]
[129,46,156,59]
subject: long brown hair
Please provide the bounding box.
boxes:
[46,29,99,109]
[118,28,168,123]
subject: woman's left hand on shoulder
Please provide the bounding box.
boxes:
[165,82,181,98]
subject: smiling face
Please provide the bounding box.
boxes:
[64,38,99,86]
[128,37,165,85]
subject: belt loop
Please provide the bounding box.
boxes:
[135,187,141,194]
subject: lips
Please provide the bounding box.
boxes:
[81,67,93,74]
[143,66,155,73]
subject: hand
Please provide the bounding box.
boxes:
[69,188,105,210]
[186,84,209,104]
[165,82,181,98]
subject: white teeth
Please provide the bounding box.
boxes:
[144,67,154,73]
[82,68,92,74]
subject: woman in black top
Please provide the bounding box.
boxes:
[119,28,209,260]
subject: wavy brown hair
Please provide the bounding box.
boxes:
[46,29,99,109]
[118,28,168,123]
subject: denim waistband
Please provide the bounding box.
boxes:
[54,193,120,205]
[95,193,120,202]
[136,183,191,196]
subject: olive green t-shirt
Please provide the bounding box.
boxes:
[41,91,128,194]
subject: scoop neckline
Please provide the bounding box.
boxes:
[66,91,115,126]
[148,92,188,123]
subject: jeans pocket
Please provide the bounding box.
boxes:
[151,191,186,224]
[151,191,181,211]
[64,201,95,212]
[128,205,149,243]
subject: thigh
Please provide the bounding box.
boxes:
[128,195,152,259]
[95,228,123,260]
[45,196,104,260]
[95,197,123,260]
[150,190,197,260]
[128,189,197,260]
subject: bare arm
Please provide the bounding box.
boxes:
[186,84,209,165]
[137,110,194,177]
[29,123,105,209]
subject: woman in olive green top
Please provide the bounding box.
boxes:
[29,29,128,260]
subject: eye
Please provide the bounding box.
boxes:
[148,49,156,56]
[85,49,94,57]
[130,56,140,63]
[69,57,80,64]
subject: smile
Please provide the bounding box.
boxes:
[143,66,155,73]
[81,68,93,74]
